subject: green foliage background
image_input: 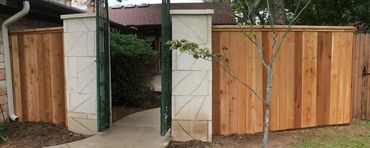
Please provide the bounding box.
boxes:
[110,30,158,107]
[209,0,370,28]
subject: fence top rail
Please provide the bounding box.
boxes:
[212,25,356,32]
[9,27,63,35]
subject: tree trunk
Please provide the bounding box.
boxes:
[269,0,286,24]
[262,66,273,148]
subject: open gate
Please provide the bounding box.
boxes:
[160,0,172,136]
[96,0,111,132]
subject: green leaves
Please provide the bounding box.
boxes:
[110,30,158,107]
[166,39,224,61]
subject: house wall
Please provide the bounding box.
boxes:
[0,14,60,122]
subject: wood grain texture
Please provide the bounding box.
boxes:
[316,32,332,125]
[9,28,66,125]
[352,33,370,120]
[213,28,354,135]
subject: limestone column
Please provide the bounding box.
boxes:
[61,13,98,135]
[170,9,214,142]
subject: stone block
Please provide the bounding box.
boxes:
[64,32,88,57]
[64,18,96,32]
[69,93,95,114]
[73,96,96,114]
[67,57,78,78]
[172,120,209,142]
[0,69,4,81]
[86,32,96,56]
[0,95,6,105]
[174,51,212,71]
[172,15,209,45]
[173,96,207,120]
[0,80,6,96]
[67,117,97,135]
[172,71,209,96]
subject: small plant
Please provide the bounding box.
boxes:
[0,123,8,142]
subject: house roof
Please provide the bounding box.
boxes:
[109,2,236,27]
[0,0,136,33]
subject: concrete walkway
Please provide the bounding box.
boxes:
[50,108,170,148]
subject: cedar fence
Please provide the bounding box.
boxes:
[9,27,66,125]
[212,25,355,135]
[352,33,370,119]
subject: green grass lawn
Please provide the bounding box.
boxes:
[291,120,370,148]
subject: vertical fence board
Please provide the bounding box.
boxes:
[350,33,370,120]
[219,31,230,135]
[10,36,23,121]
[212,31,221,134]
[236,32,247,133]
[316,32,332,125]
[9,27,66,125]
[252,32,264,133]
[301,32,318,127]
[212,26,355,135]
[294,32,303,129]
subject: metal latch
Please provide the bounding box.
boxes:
[362,66,370,77]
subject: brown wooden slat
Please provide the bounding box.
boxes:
[228,32,241,134]
[212,32,221,135]
[301,32,318,127]
[253,32,264,133]
[236,32,246,133]
[10,35,23,121]
[219,31,230,135]
[294,32,303,129]
[316,32,332,125]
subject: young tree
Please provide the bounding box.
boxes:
[168,0,311,147]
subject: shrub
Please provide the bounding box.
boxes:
[110,30,158,107]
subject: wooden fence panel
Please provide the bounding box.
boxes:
[9,27,66,125]
[352,33,370,119]
[212,25,355,135]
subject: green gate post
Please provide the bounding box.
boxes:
[96,0,111,132]
[160,0,172,136]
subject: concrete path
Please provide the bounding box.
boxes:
[50,108,170,148]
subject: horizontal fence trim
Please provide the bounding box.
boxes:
[212,25,357,32]
[9,27,63,34]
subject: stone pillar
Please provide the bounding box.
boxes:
[170,9,213,142]
[61,13,98,135]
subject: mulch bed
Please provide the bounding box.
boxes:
[0,122,88,148]
[0,92,160,148]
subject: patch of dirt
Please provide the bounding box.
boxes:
[0,122,89,148]
[112,92,160,122]
[166,120,370,148]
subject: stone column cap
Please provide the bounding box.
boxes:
[61,13,96,20]
[170,9,214,15]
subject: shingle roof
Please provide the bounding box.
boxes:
[109,2,236,27]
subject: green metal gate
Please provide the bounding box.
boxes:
[160,0,172,136]
[96,0,111,132]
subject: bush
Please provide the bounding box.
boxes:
[110,30,158,107]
